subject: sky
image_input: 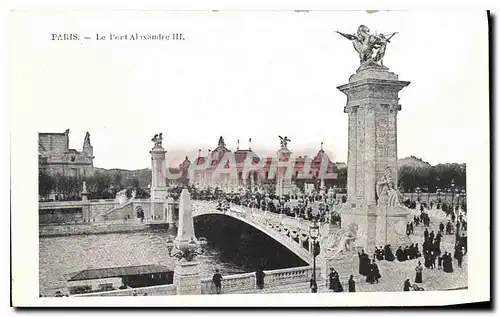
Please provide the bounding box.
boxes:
[11,10,489,170]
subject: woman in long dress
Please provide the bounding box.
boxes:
[332,271,344,292]
[328,268,336,291]
[415,261,423,283]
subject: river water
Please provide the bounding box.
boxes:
[39,215,307,296]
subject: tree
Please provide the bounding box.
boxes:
[39,170,56,199]
[113,171,123,190]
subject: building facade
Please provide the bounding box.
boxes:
[38,129,95,177]
[179,136,342,189]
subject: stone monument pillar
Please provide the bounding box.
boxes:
[81,181,91,222]
[337,61,412,253]
[276,138,294,196]
[175,188,196,248]
[173,188,201,295]
[150,133,167,220]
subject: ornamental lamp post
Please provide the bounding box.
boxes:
[415,187,421,202]
[460,189,466,211]
[450,180,456,209]
[426,187,430,205]
[166,236,206,262]
[309,221,320,293]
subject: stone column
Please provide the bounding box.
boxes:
[175,188,196,248]
[150,145,168,220]
[81,181,91,222]
[172,188,202,295]
[338,64,410,253]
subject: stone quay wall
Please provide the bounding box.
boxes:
[39,221,149,237]
[73,283,177,297]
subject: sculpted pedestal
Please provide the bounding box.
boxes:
[340,204,411,254]
[173,261,201,295]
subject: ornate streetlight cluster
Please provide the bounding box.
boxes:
[309,221,320,293]
[415,187,422,202]
[166,237,207,262]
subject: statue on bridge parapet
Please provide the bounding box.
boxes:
[336,25,398,67]
[151,133,163,148]
[278,135,291,148]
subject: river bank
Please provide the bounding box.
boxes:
[39,221,155,237]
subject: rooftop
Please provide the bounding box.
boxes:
[65,264,173,281]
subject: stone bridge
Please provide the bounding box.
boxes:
[40,198,351,278]
[192,201,335,266]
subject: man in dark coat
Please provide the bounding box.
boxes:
[348,275,356,292]
[384,245,395,261]
[255,268,266,289]
[375,246,384,261]
[446,221,452,235]
[403,246,410,260]
[358,250,370,276]
[429,231,435,243]
[212,269,223,294]
[404,279,411,291]
[460,234,468,255]
[370,260,381,283]
[439,222,445,233]
[396,246,406,262]
[443,252,454,273]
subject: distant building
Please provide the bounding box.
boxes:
[179,136,343,188]
[38,129,94,177]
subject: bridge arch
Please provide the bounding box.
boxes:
[192,207,313,265]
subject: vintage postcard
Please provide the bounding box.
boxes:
[9,10,490,307]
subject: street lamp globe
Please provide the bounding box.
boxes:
[188,238,197,250]
[166,237,174,252]
[310,222,320,240]
[198,237,208,247]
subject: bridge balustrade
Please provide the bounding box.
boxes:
[200,265,319,295]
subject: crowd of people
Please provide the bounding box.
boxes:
[188,184,468,294]
[174,184,345,224]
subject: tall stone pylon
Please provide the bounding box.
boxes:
[173,188,202,295]
[175,188,196,249]
[338,63,412,254]
[150,134,167,220]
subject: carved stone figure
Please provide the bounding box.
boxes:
[376,165,403,207]
[322,222,358,260]
[218,136,225,148]
[151,133,163,147]
[387,182,402,207]
[278,136,291,148]
[336,25,397,67]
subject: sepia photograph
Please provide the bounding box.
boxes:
[9,9,490,307]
